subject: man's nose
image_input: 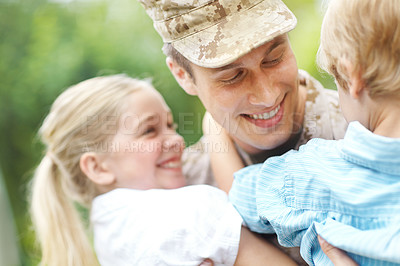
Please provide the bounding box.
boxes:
[248,73,280,107]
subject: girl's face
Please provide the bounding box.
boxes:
[102,88,186,190]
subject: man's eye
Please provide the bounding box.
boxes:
[263,53,283,66]
[221,70,244,84]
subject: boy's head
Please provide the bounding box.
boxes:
[318,0,400,99]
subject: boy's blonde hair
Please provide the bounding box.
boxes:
[30,75,154,266]
[317,0,400,98]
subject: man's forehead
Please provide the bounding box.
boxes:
[210,35,288,71]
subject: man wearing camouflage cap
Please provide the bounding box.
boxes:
[138,0,347,264]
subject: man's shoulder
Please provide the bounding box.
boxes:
[182,137,216,186]
[182,137,208,163]
[298,70,348,145]
[299,69,337,102]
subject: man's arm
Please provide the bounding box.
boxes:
[200,235,359,266]
[234,226,297,266]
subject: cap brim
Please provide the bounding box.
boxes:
[172,0,297,68]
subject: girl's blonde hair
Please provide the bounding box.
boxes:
[30,74,154,266]
[317,0,400,98]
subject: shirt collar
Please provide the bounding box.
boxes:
[341,121,400,175]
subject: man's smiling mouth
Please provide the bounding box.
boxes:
[243,105,281,120]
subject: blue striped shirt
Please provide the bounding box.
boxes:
[229,121,400,266]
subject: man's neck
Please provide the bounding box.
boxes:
[233,127,303,165]
[231,136,265,154]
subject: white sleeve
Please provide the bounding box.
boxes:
[154,185,243,266]
[93,186,243,266]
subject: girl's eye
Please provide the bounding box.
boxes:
[221,70,244,84]
[168,122,178,130]
[143,127,156,135]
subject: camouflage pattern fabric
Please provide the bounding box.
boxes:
[138,0,297,68]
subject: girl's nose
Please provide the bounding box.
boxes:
[163,133,185,151]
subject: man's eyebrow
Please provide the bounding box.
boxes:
[266,36,286,55]
[215,62,243,71]
[213,37,287,71]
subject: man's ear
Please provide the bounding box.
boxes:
[341,59,364,99]
[80,152,115,186]
[166,57,198,96]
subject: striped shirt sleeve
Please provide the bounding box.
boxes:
[229,164,275,234]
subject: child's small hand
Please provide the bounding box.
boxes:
[318,235,358,266]
[199,258,213,266]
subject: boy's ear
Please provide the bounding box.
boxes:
[341,59,364,99]
[80,152,115,186]
[166,57,198,96]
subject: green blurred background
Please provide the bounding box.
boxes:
[0,0,334,264]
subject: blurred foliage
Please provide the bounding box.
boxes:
[0,0,334,264]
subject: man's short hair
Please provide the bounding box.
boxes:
[163,43,194,81]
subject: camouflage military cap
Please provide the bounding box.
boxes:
[138,0,297,68]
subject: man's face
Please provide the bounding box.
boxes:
[188,35,303,153]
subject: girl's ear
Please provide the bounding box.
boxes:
[341,59,364,99]
[166,57,198,96]
[80,152,115,186]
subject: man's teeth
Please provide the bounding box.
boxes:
[248,105,280,120]
[160,161,182,168]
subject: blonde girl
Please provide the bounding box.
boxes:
[30,75,153,265]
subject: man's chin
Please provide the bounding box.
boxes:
[236,134,292,154]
